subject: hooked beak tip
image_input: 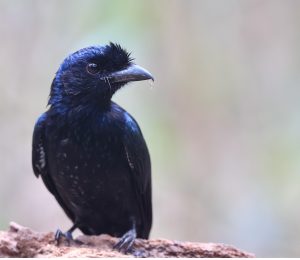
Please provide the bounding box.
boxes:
[109,64,154,84]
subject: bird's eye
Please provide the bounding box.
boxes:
[86,63,100,74]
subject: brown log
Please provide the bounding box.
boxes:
[0,222,254,258]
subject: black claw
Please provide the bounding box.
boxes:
[55,229,63,244]
[65,231,73,241]
[131,249,149,258]
[55,229,74,246]
[113,229,136,253]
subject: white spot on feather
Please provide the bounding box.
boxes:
[36,144,46,170]
[125,146,134,170]
[60,138,69,145]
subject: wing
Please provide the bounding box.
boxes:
[32,114,52,184]
[123,114,152,238]
[32,113,75,221]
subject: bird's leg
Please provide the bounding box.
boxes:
[113,219,137,253]
[55,223,77,245]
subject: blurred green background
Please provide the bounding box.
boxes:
[1,0,300,257]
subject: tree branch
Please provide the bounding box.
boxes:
[0,222,254,257]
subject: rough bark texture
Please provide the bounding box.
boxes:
[0,222,254,258]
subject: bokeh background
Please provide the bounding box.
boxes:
[1,0,300,257]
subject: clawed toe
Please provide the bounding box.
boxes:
[55,229,74,245]
[113,229,136,253]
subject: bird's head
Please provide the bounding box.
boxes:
[49,43,153,108]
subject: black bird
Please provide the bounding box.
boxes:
[32,43,153,252]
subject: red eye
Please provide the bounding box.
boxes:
[86,63,99,74]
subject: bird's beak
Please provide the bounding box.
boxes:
[108,64,154,83]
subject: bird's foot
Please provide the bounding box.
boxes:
[130,248,149,258]
[113,228,137,253]
[55,229,74,246]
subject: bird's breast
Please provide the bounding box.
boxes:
[47,127,133,215]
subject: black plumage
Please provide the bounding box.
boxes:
[32,43,153,251]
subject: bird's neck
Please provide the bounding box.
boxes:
[50,95,113,120]
[48,78,114,116]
